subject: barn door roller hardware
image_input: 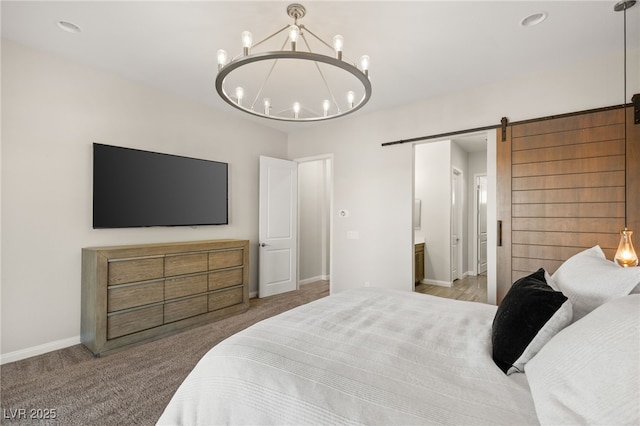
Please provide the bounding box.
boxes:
[501,117,508,142]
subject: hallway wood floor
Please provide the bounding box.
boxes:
[415,274,487,303]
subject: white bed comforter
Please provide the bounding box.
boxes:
[158,288,539,425]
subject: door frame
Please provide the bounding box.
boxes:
[473,173,488,275]
[451,167,463,282]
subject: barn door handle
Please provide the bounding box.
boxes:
[497,220,503,247]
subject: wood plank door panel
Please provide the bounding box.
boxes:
[496,106,637,304]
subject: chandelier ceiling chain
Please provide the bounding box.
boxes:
[215,3,372,122]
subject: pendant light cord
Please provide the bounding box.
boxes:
[623,5,628,229]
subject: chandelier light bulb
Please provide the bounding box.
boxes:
[293,102,301,119]
[323,99,331,117]
[241,31,253,47]
[333,35,344,60]
[360,55,370,76]
[289,25,300,51]
[263,98,271,115]
[235,87,244,105]
[289,25,300,42]
[217,49,228,71]
[242,31,253,55]
[347,91,355,108]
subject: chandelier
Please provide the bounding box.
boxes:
[215,3,372,122]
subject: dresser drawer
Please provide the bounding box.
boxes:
[164,295,208,324]
[208,268,243,291]
[165,253,208,277]
[107,305,163,339]
[107,280,164,313]
[108,257,164,285]
[165,274,208,300]
[209,249,243,270]
[208,287,243,311]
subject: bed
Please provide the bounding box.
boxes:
[158,246,640,425]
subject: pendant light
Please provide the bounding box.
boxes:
[613,0,638,267]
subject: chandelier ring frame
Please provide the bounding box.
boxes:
[215,50,372,122]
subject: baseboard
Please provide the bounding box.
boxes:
[1,336,81,365]
[299,275,329,286]
[421,278,452,288]
[250,275,330,299]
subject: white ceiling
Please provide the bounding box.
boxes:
[2,1,638,134]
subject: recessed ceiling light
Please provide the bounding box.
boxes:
[56,20,81,34]
[520,12,547,27]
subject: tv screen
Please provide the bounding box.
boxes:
[93,143,228,228]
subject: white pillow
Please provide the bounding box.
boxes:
[525,295,640,426]
[551,246,640,322]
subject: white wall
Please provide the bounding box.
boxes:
[289,116,415,293]
[1,40,288,360]
[287,49,639,297]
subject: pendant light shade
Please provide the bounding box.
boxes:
[615,228,638,267]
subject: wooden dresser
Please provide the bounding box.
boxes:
[81,239,249,356]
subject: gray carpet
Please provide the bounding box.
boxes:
[0,282,329,425]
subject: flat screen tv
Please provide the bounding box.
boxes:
[93,143,228,228]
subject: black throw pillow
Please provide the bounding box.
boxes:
[491,268,572,375]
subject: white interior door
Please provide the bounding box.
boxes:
[259,156,297,298]
[451,168,462,282]
[476,175,488,274]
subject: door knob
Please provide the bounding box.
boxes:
[260,243,268,247]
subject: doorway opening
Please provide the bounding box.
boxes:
[296,155,333,293]
[413,133,490,304]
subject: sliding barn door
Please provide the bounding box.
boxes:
[496,106,637,303]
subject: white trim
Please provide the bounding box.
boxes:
[451,166,464,282]
[486,131,497,305]
[422,278,452,288]
[1,336,81,365]
[299,275,330,286]
[294,154,333,164]
[473,172,488,277]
